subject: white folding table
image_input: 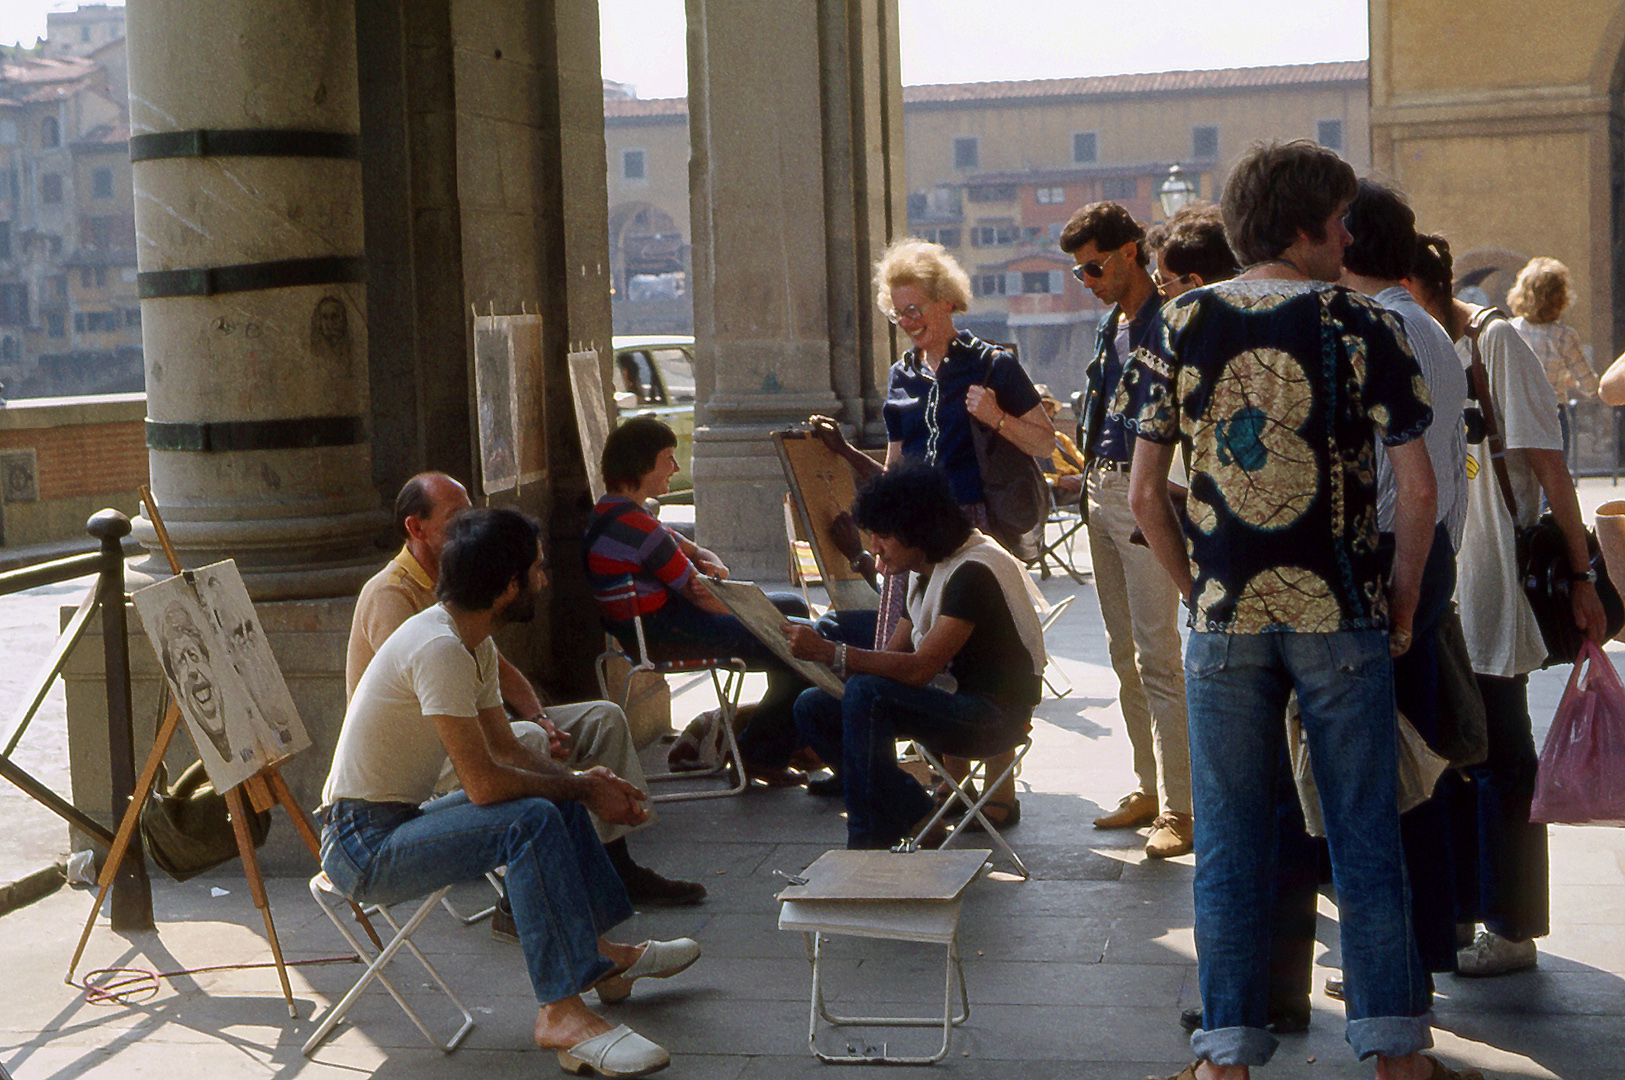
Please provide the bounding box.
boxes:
[777,848,988,1065]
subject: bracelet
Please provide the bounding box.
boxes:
[995,412,1007,433]
[831,643,847,679]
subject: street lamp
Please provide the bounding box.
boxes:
[1158,164,1196,219]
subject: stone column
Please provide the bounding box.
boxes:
[126,0,385,600]
[686,0,904,577]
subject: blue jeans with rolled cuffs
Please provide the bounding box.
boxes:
[320,792,632,1005]
[1184,629,1431,1066]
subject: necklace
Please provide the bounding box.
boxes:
[1239,257,1308,280]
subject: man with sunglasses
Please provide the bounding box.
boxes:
[1059,201,1192,859]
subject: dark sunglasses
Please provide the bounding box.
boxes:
[1071,250,1121,282]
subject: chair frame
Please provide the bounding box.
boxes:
[1039,594,1077,699]
[1031,482,1089,584]
[593,578,749,803]
[896,736,1033,881]
[305,874,475,1057]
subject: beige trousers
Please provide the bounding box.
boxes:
[1086,468,1192,816]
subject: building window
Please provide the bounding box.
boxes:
[919,227,960,247]
[40,117,58,148]
[87,311,118,332]
[53,276,65,298]
[92,167,113,198]
[1317,119,1344,151]
[0,337,13,360]
[973,274,1006,298]
[90,216,112,248]
[0,121,15,146]
[0,283,25,325]
[95,265,107,287]
[40,174,62,204]
[1021,271,1055,294]
[621,149,646,180]
[1192,124,1219,159]
[1102,176,1137,201]
[125,307,141,326]
[966,183,1016,203]
[49,236,61,255]
[80,25,90,42]
[1073,132,1097,164]
[74,312,84,332]
[80,266,93,288]
[970,223,1021,247]
[1035,186,1065,205]
[47,311,64,337]
[0,221,9,260]
[953,136,979,170]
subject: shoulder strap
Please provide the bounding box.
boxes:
[1463,307,1520,522]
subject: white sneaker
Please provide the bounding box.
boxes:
[1455,930,1537,977]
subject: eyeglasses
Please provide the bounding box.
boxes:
[886,304,926,325]
[1071,250,1121,282]
[1156,273,1193,296]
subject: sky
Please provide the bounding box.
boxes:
[599,0,1370,100]
[0,1,1370,86]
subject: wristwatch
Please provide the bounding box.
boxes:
[1568,567,1599,584]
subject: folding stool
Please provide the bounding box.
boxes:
[897,735,1033,881]
[304,873,475,1056]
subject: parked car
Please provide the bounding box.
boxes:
[611,335,696,493]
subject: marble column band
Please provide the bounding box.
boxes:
[126,0,385,599]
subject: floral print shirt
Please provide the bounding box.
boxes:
[1117,279,1432,635]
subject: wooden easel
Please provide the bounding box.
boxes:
[66,486,380,1015]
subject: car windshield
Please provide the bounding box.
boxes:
[650,347,694,402]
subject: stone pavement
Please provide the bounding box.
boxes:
[3,485,1625,1078]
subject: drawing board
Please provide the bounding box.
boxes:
[132,560,309,793]
[703,578,845,698]
[772,431,879,611]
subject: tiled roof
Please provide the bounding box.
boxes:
[0,55,98,85]
[602,61,1368,122]
[604,97,689,121]
[904,61,1368,107]
[71,121,128,147]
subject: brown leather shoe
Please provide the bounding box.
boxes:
[1144,812,1194,858]
[1094,790,1157,829]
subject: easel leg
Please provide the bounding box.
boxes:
[66,704,185,986]
[266,769,382,950]
[227,785,297,1018]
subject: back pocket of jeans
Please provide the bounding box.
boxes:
[1184,633,1231,678]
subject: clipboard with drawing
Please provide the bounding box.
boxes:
[702,577,845,698]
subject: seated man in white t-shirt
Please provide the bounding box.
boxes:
[320,507,698,1077]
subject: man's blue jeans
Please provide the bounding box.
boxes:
[1184,629,1431,1066]
[320,793,632,1005]
[794,675,1028,849]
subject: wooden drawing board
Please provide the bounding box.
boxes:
[776,849,987,903]
[703,577,845,698]
[568,349,611,502]
[772,431,878,612]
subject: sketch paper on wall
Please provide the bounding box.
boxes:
[473,314,521,496]
[132,560,310,793]
[569,349,612,502]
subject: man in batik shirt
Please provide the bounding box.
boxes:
[1124,141,1480,1080]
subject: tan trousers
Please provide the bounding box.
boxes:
[1086,468,1192,816]
[435,699,650,843]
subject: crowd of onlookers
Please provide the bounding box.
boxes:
[303,137,1603,1079]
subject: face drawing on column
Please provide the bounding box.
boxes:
[311,295,352,374]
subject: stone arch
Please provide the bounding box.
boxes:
[607,200,682,298]
[1453,246,1527,308]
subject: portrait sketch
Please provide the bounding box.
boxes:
[473,314,520,495]
[133,560,310,792]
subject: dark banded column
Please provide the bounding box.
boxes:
[126,0,385,598]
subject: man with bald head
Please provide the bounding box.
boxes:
[348,472,705,908]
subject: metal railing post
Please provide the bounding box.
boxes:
[88,509,151,931]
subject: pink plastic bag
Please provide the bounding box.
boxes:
[1530,641,1625,826]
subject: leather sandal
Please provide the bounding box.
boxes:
[1142,1062,1200,1080]
[595,937,702,1004]
[962,798,1020,832]
[557,1024,670,1077]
